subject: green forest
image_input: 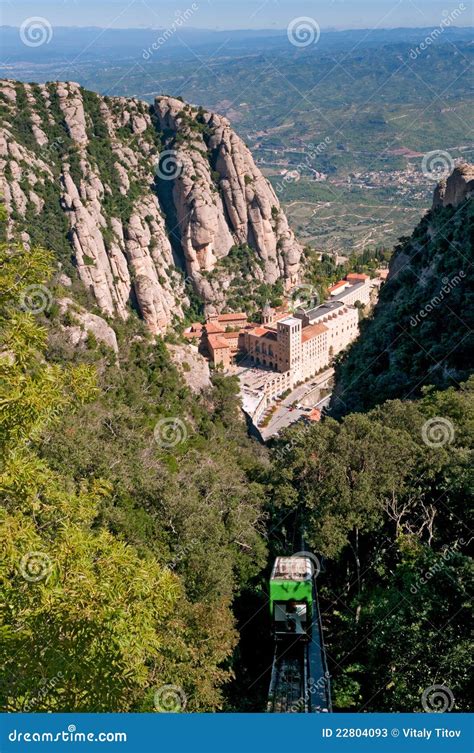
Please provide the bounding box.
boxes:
[333,199,474,415]
[1,240,268,712]
[269,383,473,710]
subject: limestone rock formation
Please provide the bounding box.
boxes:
[154,97,302,308]
[1,80,185,335]
[433,163,474,209]
[167,343,212,393]
[58,298,119,353]
[1,79,303,333]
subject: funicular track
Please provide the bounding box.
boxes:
[267,643,307,713]
[267,555,331,713]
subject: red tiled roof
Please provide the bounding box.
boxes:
[207,334,230,350]
[262,331,278,341]
[217,312,247,322]
[301,323,328,343]
[346,273,369,281]
[328,280,348,293]
[205,322,225,334]
[248,326,278,341]
[221,331,239,340]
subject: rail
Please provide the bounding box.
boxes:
[267,560,331,713]
[267,643,307,713]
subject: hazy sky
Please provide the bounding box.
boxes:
[2,0,473,30]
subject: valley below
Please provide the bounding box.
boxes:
[4,26,473,255]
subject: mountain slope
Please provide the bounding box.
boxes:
[154,96,302,310]
[1,236,269,712]
[331,165,474,416]
[0,80,302,332]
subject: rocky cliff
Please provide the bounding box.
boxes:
[331,164,474,416]
[433,162,474,209]
[0,80,302,333]
[153,96,301,309]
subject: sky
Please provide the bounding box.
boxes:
[1,0,473,30]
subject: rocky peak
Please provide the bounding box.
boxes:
[433,162,474,209]
[153,96,302,312]
[1,79,185,335]
[1,80,303,334]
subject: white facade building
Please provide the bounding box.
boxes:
[239,299,361,428]
[329,274,371,308]
[295,301,359,356]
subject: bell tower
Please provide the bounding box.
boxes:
[277,316,302,379]
[262,302,274,326]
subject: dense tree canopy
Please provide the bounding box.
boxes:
[332,199,474,416]
[0,242,267,712]
[269,381,473,710]
[1,227,471,714]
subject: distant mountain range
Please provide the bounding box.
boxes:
[2,25,472,63]
[3,26,471,254]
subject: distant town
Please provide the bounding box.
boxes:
[184,268,388,438]
[250,132,470,200]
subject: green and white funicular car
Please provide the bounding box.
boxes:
[269,556,314,640]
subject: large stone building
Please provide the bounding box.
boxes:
[241,315,329,378]
[238,300,358,397]
[294,300,359,357]
[184,284,362,398]
[185,311,256,370]
[327,273,371,307]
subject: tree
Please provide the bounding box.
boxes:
[270,379,473,711]
[0,243,236,711]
